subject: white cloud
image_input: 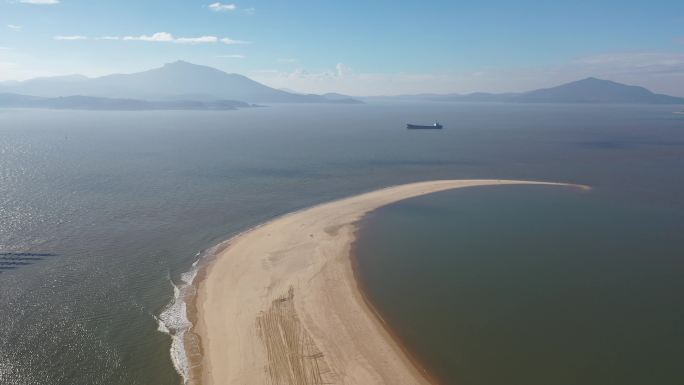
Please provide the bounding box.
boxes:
[54,35,88,40]
[208,2,236,12]
[335,63,352,77]
[7,24,22,31]
[243,7,255,15]
[123,32,174,42]
[217,54,245,59]
[20,0,60,4]
[175,36,218,44]
[51,32,248,45]
[220,37,249,45]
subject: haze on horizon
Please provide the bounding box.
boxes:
[1,0,683,96]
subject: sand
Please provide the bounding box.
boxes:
[192,179,587,385]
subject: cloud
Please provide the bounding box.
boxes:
[220,37,250,45]
[217,54,245,59]
[250,63,368,94]
[19,0,59,4]
[278,63,354,81]
[123,32,174,42]
[54,35,88,40]
[54,32,247,45]
[243,7,255,15]
[335,63,352,77]
[7,24,22,31]
[122,33,219,44]
[208,2,236,12]
[175,36,218,44]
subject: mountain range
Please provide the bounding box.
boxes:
[0,61,362,105]
[1,61,682,111]
[0,93,254,111]
[377,77,684,104]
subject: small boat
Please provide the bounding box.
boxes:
[407,122,443,129]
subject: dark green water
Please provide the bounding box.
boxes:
[354,185,684,385]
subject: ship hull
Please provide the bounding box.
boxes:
[407,124,443,129]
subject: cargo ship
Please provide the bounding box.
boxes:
[407,122,443,129]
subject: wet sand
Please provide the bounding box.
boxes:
[192,180,586,385]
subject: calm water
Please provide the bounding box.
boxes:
[355,185,684,385]
[0,103,682,384]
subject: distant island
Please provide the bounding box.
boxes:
[0,93,257,111]
[1,61,683,111]
[371,77,684,105]
[0,61,364,110]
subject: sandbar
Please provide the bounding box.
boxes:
[191,179,587,385]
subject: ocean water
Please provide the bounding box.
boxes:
[0,103,682,384]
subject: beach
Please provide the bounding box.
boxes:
[192,179,585,385]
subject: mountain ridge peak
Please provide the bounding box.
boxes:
[0,61,362,104]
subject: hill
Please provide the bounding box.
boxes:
[379,78,684,104]
[0,93,253,111]
[0,61,363,104]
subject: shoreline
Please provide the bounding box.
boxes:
[348,223,443,385]
[187,180,588,385]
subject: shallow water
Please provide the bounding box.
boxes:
[354,185,684,385]
[0,103,682,384]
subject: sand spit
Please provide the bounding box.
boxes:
[192,180,587,385]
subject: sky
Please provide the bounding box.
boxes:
[1,0,683,96]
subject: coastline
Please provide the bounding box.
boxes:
[188,180,588,385]
[348,225,442,385]
[348,221,444,385]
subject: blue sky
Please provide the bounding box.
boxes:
[1,0,683,95]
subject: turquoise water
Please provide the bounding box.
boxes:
[354,185,684,385]
[0,103,682,384]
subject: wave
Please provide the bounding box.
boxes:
[156,235,237,384]
[156,254,199,383]
[156,221,285,383]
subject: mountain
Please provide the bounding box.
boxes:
[0,61,362,104]
[279,87,304,94]
[427,92,520,103]
[517,77,684,104]
[376,78,684,104]
[0,93,43,105]
[321,93,365,104]
[0,93,253,111]
[3,67,678,106]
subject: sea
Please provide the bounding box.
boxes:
[0,102,682,385]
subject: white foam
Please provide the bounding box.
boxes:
[157,261,199,383]
[156,242,233,384]
[155,314,170,334]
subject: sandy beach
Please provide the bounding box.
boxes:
[191,179,586,385]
